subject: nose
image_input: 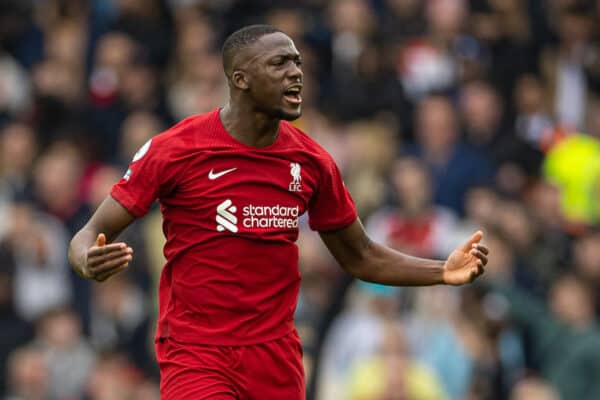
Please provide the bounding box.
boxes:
[288,62,303,82]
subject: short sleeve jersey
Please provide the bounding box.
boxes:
[111,109,357,345]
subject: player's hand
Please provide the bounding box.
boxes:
[81,233,133,282]
[442,231,488,285]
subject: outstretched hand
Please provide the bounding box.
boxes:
[442,231,489,285]
[82,233,133,282]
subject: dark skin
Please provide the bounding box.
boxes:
[69,32,488,285]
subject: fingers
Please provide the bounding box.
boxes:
[88,250,133,273]
[89,254,132,281]
[468,263,485,282]
[95,262,130,282]
[473,243,489,255]
[460,231,483,252]
[88,242,126,257]
[85,235,133,282]
[469,244,488,283]
[469,248,488,266]
[96,233,106,247]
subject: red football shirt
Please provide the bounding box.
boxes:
[111,109,357,345]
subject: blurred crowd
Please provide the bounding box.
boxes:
[1,0,600,399]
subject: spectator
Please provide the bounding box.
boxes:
[317,282,402,399]
[0,51,31,123]
[573,229,600,314]
[117,111,164,168]
[543,131,600,226]
[405,286,474,399]
[483,274,600,399]
[0,123,38,241]
[408,94,493,214]
[32,307,96,399]
[8,201,72,322]
[510,376,559,400]
[347,321,447,400]
[5,346,50,400]
[470,0,537,101]
[343,119,398,216]
[541,3,596,131]
[367,156,460,258]
[380,0,424,40]
[89,274,153,375]
[0,242,33,396]
[32,140,88,234]
[86,352,158,400]
[513,74,555,154]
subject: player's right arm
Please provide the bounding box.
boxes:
[68,195,136,282]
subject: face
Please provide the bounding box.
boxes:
[393,158,432,213]
[234,32,304,120]
[416,96,457,151]
[550,277,594,327]
[515,75,544,113]
[461,82,501,133]
[574,232,600,281]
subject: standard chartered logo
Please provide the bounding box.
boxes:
[216,200,300,232]
[216,199,238,233]
[242,204,300,229]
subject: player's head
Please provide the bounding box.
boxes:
[222,24,303,121]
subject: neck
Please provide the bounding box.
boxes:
[423,144,452,166]
[220,102,280,148]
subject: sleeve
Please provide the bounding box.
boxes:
[308,153,357,232]
[110,137,177,217]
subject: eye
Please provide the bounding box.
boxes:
[295,59,303,67]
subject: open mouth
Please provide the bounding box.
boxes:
[283,86,302,105]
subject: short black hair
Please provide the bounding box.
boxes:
[222,24,283,78]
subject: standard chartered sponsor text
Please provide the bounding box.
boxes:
[242,204,300,229]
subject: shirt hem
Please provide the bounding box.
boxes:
[154,326,297,347]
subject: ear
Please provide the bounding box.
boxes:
[231,70,249,90]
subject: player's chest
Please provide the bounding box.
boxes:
[178,151,317,196]
[166,153,317,232]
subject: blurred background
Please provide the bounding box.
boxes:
[1,0,600,399]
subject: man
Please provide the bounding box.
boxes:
[69,25,489,400]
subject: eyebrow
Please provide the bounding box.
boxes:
[269,53,301,61]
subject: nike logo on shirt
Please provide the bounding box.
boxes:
[208,168,237,180]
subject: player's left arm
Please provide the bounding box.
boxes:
[319,219,488,286]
